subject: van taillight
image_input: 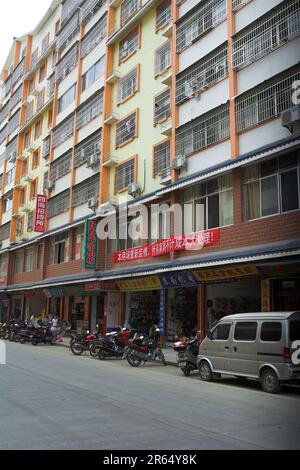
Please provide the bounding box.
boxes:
[283,347,291,362]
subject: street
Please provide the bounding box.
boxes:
[0,342,300,450]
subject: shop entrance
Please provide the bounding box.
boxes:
[70,296,86,329]
[167,287,198,341]
[273,279,300,311]
[125,290,160,335]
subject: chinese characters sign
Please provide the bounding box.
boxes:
[114,229,220,263]
[34,194,47,233]
[117,276,161,292]
[194,263,259,282]
[261,280,271,312]
[84,219,98,269]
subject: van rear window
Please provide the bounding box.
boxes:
[289,321,300,341]
[261,322,282,342]
[234,322,257,341]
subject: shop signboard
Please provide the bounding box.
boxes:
[65,285,85,296]
[159,289,165,336]
[34,194,47,233]
[114,229,220,264]
[194,263,259,282]
[85,281,119,292]
[159,272,198,288]
[43,287,66,298]
[261,280,271,312]
[84,219,98,269]
[257,263,300,278]
[117,276,161,292]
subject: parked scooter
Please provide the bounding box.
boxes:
[70,327,101,356]
[173,336,199,376]
[126,327,167,367]
[98,328,131,360]
[31,326,55,346]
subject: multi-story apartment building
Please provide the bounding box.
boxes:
[0,0,299,340]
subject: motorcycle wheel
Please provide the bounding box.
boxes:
[181,367,190,376]
[32,338,39,346]
[70,342,84,356]
[20,337,27,345]
[98,349,108,360]
[127,350,143,367]
[89,343,101,358]
[156,348,167,366]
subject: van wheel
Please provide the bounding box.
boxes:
[261,369,281,394]
[199,361,213,382]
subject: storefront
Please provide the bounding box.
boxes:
[273,279,300,310]
[0,293,9,322]
[24,292,46,320]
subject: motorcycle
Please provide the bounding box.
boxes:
[70,329,101,356]
[31,326,55,346]
[97,328,131,360]
[173,336,199,376]
[126,328,167,367]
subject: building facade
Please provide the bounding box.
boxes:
[0,0,299,339]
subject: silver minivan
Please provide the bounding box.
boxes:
[197,311,300,393]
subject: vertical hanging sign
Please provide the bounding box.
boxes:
[159,289,166,337]
[34,194,47,233]
[84,219,98,269]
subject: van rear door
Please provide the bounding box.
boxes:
[289,312,300,368]
[230,321,258,377]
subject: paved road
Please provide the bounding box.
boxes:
[0,342,299,450]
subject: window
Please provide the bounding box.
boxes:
[176,43,228,104]
[153,140,170,177]
[58,84,76,114]
[52,114,74,148]
[81,0,106,25]
[232,0,300,70]
[36,90,44,112]
[43,136,51,158]
[176,103,230,156]
[235,66,300,133]
[8,110,20,135]
[16,217,24,237]
[55,44,79,84]
[22,159,28,177]
[76,92,103,129]
[116,111,137,148]
[0,254,8,277]
[120,0,139,26]
[243,152,300,221]
[39,63,46,82]
[27,211,34,232]
[289,321,300,341]
[115,158,135,192]
[35,120,42,139]
[29,77,35,95]
[119,28,139,64]
[42,33,50,54]
[51,233,69,264]
[32,149,40,169]
[211,323,231,340]
[232,0,252,11]
[19,187,26,206]
[156,0,172,31]
[154,89,171,124]
[234,322,257,341]
[57,11,80,52]
[13,251,24,274]
[81,15,107,59]
[26,102,34,122]
[50,151,72,182]
[155,41,171,76]
[81,56,105,91]
[48,109,53,128]
[24,131,31,149]
[74,131,101,168]
[31,48,39,69]
[30,179,38,200]
[117,66,138,103]
[261,322,282,342]
[176,0,226,52]
[0,223,10,242]
[183,174,233,233]
[24,247,34,272]
[71,175,99,207]
[74,225,85,260]
[3,195,13,212]
[5,167,15,185]
[47,189,70,218]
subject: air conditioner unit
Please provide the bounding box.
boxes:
[184,79,202,99]
[128,181,141,197]
[281,106,300,128]
[171,154,186,171]
[86,155,100,168]
[88,197,98,210]
[47,179,55,191]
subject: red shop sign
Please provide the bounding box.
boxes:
[34,194,47,233]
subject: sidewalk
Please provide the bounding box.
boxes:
[56,336,178,366]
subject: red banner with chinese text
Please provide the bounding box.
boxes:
[34,194,47,233]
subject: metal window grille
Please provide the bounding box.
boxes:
[10,85,22,110]
[0,222,10,241]
[52,114,74,148]
[55,44,78,84]
[58,84,76,114]
[121,0,139,27]
[16,217,24,237]
[42,136,51,158]
[4,75,12,97]
[57,12,80,52]
[36,90,45,112]
[71,175,99,207]
[47,189,70,218]
[30,48,39,69]
[0,125,8,145]
[27,211,34,231]
[76,91,103,129]
[75,131,101,168]
[155,41,171,76]
[80,0,106,25]
[156,0,172,31]
[154,89,171,124]
[26,102,34,122]
[5,167,15,185]
[232,0,252,12]
[176,0,226,52]
[4,137,17,161]
[61,0,82,26]
[42,34,50,55]
[176,43,228,104]
[235,66,300,133]
[117,67,138,102]
[116,112,137,147]
[0,100,10,125]
[50,151,72,182]
[11,58,25,87]
[7,110,20,135]
[119,29,139,63]
[176,102,230,156]
[81,15,107,59]
[115,159,135,192]
[47,73,55,98]
[153,140,170,176]
[232,0,300,70]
